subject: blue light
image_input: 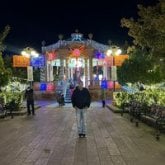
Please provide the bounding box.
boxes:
[101,79,108,89]
[40,83,47,91]
[95,51,105,59]
[30,55,45,68]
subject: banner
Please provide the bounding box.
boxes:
[46,63,54,81]
[49,65,54,81]
[13,55,30,67]
[114,55,129,66]
[27,66,33,81]
[111,66,117,81]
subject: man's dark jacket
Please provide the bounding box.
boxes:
[25,88,34,101]
[71,87,91,109]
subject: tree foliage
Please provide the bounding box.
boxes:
[0,26,11,88]
[3,55,41,83]
[117,48,163,85]
[121,0,165,56]
[119,0,165,84]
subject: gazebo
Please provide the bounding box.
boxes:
[37,31,128,100]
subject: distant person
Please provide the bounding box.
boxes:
[101,89,106,108]
[25,86,35,115]
[60,94,65,106]
[138,82,145,91]
[57,93,65,106]
[71,81,91,138]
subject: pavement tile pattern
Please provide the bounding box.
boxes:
[0,101,165,165]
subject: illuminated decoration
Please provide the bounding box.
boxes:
[101,79,108,89]
[51,59,60,66]
[69,58,76,68]
[104,56,113,66]
[47,52,56,61]
[46,83,55,91]
[30,55,45,68]
[13,55,30,67]
[33,82,40,91]
[21,47,39,58]
[114,55,129,66]
[108,81,121,89]
[69,45,85,58]
[40,83,47,91]
[68,58,84,68]
[95,51,105,59]
[71,32,83,41]
[108,81,114,89]
[73,49,81,57]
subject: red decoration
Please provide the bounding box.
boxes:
[47,52,56,61]
[46,83,55,91]
[72,48,80,57]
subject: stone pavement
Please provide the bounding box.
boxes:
[0,100,165,165]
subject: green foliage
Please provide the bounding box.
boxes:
[0,91,23,111]
[121,1,165,81]
[0,26,11,88]
[114,89,165,108]
[0,25,10,52]
[0,53,11,87]
[121,1,165,53]
[117,48,164,84]
[3,55,28,82]
[3,55,41,82]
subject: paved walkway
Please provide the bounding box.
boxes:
[0,101,165,165]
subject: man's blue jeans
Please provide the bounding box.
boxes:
[76,108,87,134]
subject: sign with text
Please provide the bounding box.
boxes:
[13,55,30,67]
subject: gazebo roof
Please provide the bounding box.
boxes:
[42,32,110,53]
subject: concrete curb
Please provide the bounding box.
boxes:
[106,104,125,113]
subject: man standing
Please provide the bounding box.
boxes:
[71,81,91,138]
[25,86,35,115]
[101,89,106,108]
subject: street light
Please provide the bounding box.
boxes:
[21,47,39,58]
[106,45,122,91]
[21,47,39,87]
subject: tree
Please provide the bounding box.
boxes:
[0,26,11,88]
[121,0,165,55]
[120,0,165,83]
[117,48,163,85]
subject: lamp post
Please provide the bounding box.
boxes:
[106,46,122,91]
[21,47,39,87]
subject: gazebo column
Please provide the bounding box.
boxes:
[84,58,88,87]
[40,66,46,82]
[65,59,69,80]
[103,62,107,79]
[70,67,73,80]
[87,59,90,86]
[89,56,93,86]
[59,58,64,81]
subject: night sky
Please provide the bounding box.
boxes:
[0,0,158,54]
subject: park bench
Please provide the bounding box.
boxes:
[0,101,15,119]
[123,101,147,127]
[141,104,165,140]
[0,103,7,118]
[121,100,165,140]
